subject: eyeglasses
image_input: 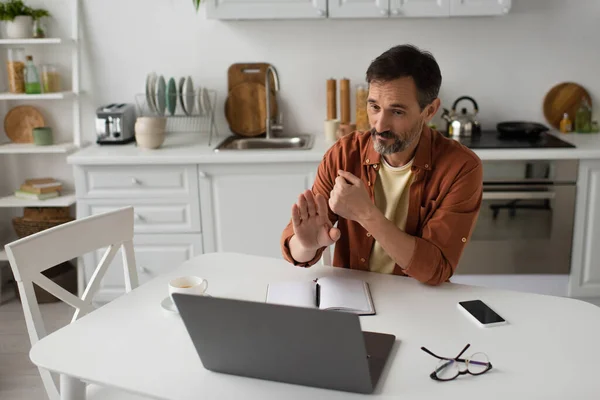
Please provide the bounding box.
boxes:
[421,343,492,381]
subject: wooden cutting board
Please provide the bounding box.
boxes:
[225,63,278,137]
[4,105,45,143]
[543,82,592,130]
[225,82,277,137]
[227,63,277,91]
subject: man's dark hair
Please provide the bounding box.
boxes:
[366,44,442,110]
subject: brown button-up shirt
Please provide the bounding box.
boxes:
[280,126,483,286]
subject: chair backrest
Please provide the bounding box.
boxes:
[4,206,138,400]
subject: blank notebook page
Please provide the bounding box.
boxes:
[317,276,373,314]
[265,281,317,308]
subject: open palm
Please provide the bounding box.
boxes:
[291,190,340,251]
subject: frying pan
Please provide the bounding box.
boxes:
[497,122,549,140]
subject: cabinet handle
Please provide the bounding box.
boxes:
[380,9,389,16]
[131,177,141,185]
[198,171,207,178]
[134,213,144,221]
[316,9,325,17]
[391,9,400,16]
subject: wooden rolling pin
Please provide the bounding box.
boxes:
[340,78,350,124]
[326,78,336,120]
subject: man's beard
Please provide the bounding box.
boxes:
[370,118,423,155]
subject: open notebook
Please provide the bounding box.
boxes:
[265,276,375,315]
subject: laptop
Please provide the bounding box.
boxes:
[172,294,396,394]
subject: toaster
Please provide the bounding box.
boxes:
[96,103,136,144]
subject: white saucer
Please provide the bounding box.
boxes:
[161,296,179,314]
[161,294,211,314]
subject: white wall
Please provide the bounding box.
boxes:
[1,0,599,241]
[75,0,599,136]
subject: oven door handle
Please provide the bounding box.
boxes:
[482,191,556,200]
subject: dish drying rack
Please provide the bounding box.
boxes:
[134,89,219,145]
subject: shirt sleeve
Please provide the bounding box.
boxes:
[280,152,339,267]
[403,161,483,285]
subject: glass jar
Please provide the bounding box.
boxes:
[355,84,369,131]
[32,19,47,39]
[41,64,61,93]
[7,48,26,93]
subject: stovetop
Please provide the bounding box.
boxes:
[454,131,576,149]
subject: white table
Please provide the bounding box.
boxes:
[30,252,600,399]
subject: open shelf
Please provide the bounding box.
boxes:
[0,192,76,208]
[0,92,75,101]
[0,141,77,154]
[0,38,62,45]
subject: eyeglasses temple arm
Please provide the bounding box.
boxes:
[454,344,471,360]
[420,346,451,361]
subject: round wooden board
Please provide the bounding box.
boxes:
[543,82,592,130]
[4,105,45,143]
[225,82,277,137]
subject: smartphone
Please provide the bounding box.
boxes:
[458,300,506,328]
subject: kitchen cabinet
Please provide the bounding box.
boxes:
[206,0,328,20]
[328,0,389,19]
[392,0,450,18]
[207,0,508,20]
[198,163,318,259]
[73,163,203,302]
[450,0,511,16]
[569,160,600,297]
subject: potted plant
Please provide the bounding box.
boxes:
[0,0,34,39]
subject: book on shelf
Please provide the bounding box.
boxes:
[14,190,60,200]
[20,180,62,194]
[15,178,62,200]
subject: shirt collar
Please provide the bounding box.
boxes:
[363,125,433,171]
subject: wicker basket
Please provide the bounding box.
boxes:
[12,216,74,238]
[23,206,71,221]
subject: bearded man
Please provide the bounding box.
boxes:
[280,44,483,285]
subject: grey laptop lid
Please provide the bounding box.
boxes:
[173,294,395,394]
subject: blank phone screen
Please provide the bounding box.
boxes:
[459,300,505,324]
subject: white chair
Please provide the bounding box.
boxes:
[5,206,149,400]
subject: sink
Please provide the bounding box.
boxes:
[214,134,315,152]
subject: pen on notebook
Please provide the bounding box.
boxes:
[315,281,321,308]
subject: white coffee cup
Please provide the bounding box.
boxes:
[168,276,208,302]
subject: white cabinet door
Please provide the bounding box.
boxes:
[449,0,510,16]
[390,0,450,17]
[329,0,389,19]
[199,164,318,259]
[83,234,203,304]
[206,0,327,19]
[569,160,600,297]
[78,200,201,234]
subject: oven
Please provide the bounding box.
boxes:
[457,159,578,275]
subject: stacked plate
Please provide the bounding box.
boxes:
[145,72,212,117]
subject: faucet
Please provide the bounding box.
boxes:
[265,65,281,139]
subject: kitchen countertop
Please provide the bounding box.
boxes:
[67,131,600,165]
